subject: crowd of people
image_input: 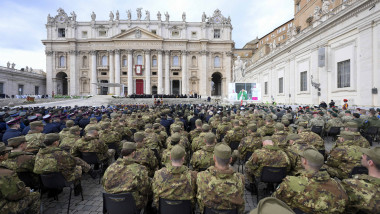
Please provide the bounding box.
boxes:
[0,101,379,213]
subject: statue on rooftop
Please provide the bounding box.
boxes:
[202,12,206,22]
[165,12,169,21]
[71,11,76,22]
[145,10,150,21]
[7,61,10,68]
[109,11,114,21]
[182,12,186,22]
[91,11,96,21]
[137,8,142,20]
[157,11,161,21]
[116,10,119,21]
[127,10,131,20]
[11,63,15,69]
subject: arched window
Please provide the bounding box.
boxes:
[122,55,127,67]
[82,56,88,68]
[214,56,220,68]
[192,56,197,67]
[59,56,65,68]
[152,55,157,67]
[173,56,179,66]
[101,56,108,66]
[137,55,143,65]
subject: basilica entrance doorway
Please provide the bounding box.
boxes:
[172,80,180,95]
[136,79,144,94]
[100,80,108,95]
[56,72,68,95]
[211,72,222,96]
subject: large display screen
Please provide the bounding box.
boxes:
[228,83,261,101]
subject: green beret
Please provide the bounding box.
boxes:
[331,113,338,117]
[318,111,324,116]
[101,122,110,129]
[0,142,12,153]
[122,141,136,150]
[66,120,75,127]
[361,147,380,165]
[134,132,145,142]
[45,133,60,144]
[332,108,338,113]
[171,133,181,143]
[204,133,216,144]
[214,143,231,159]
[195,119,202,126]
[8,136,26,148]
[171,145,186,160]
[275,123,284,131]
[345,110,351,114]
[172,125,181,132]
[286,134,301,141]
[344,122,358,128]
[70,126,81,134]
[247,124,257,132]
[202,124,210,132]
[339,131,355,140]
[298,148,324,166]
[30,121,44,129]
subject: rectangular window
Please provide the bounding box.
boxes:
[58,28,65,38]
[172,56,179,66]
[192,31,197,38]
[18,85,24,95]
[35,86,39,95]
[283,35,286,40]
[300,71,307,91]
[264,82,268,95]
[151,30,157,34]
[172,30,179,37]
[288,23,293,28]
[152,72,157,76]
[99,30,107,37]
[337,60,350,88]
[122,72,127,75]
[81,31,87,38]
[279,77,283,94]
[296,3,300,12]
[278,37,281,41]
[283,26,286,31]
[121,29,126,33]
[173,72,179,76]
[214,29,220,38]
[0,82,3,94]
[101,72,107,75]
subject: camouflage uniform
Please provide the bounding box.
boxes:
[223,126,246,148]
[152,165,197,208]
[59,128,70,140]
[191,145,215,171]
[341,115,354,124]
[273,169,348,214]
[102,157,151,210]
[216,122,232,141]
[197,166,245,213]
[352,132,370,148]
[298,130,325,150]
[25,131,46,153]
[257,123,275,137]
[191,132,208,152]
[325,144,362,179]
[325,117,343,132]
[134,143,158,177]
[0,165,41,214]
[189,128,202,143]
[0,151,35,173]
[285,140,316,175]
[271,131,288,149]
[99,129,122,149]
[71,135,110,162]
[237,133,262,160]
[59,133,79,151]
[144,128,162,150]
[308,116,325,128]
[342,174,380,213]
[244,145,290,183]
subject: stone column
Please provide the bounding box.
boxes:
[164,50,170,94]
[200,50,208,97]
[115,49,121,96]
[90,51,97,95]
[127,49,133,95]
[181,50,188,95]
[225,51,232,98]
[109,50,115,95]
[145,49,151,94]
[157,50,163,94]
[45,51,54,96]
[69,50,78,96]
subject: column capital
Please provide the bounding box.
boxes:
[144,49,151,55]
[126,49,133,54]
[164,50,170,55]
[181,50,188,55]
[89,50,97,56]
[225,51,233,57]
[108,50,114,54]
[69,50,79,55]
[114,49,120,54]
[157,49,163,54]
[200,50,209,56]
[45,50,54,56]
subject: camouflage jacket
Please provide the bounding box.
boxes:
[34,146,81,182]
[271,131,288,149]
[257,124,275,137]
[25,132,46,153]
[102,157,151,210]
[0,151,35,173]
[134,144,158,176]
[99,130,122,145]
[273,170,348,214]
[308,117,325,128]
[326,145,362,179]
[191,145,215,171]
[0,166,31,205]
[152,165,197,208]
[59,134,79,151]
[144,130,161,150]
[216,122,232,139]
[154,129,168,147]
[342,174,380,214]
[71,136,109,161]
[238,133,262,160]
[191,132,208,152]
[59,128,70,140]
[189,128,202,143]
[223,127,246,147]
[298,130,324,150]
[209,118,220,129]
[341,115,354,124]
[166,135,189,151]
[161,145,188,167]
[285,141,316,175]
[325,118,343,131]
[84,123,99,133]
[197,166,245,213]
[245,145,290,180]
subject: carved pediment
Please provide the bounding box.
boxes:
[112,27,163,40]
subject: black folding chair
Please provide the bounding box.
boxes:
[103,192,139,214]
[364,126,379,146]
[293,208,308,214]
[256,167,287,201]
[40,172,83,214]
[107,143,120,159]
[349,166,368,178]
[325,127,340,141]
[311,126,323,137]
[151,148,162,168]
[230,141,239,151]
[159,198,192,214]
[238,151,253,173]
[80,152,104,183]
[204,207,238,214]
[17,172,40,191]
[212,128,217,134]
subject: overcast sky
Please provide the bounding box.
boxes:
[0,0,294,71]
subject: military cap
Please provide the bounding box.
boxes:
[7,136,26,148]
[332,108,338,113]
[134,132,145,142]
[195,119,202,126]
[101,122,110,129]
[19,112,26,117]
[87,126,99,132]
[101,114,108,119]
[262,136,272,142]
[0,142,12,153]
[27,115,38,122]
[204,132,216,144]
[6,117,20,125]
[90,117,97,122]
[298,148,324,166]
[122,141,136,150]
[331,113,338,117]
[298,121,308,128]
[344,122,358,128]
[318,111,324,116]
[145,123,153,129]
[69,126,81,134]
[247,124,257,132]
[265,115,273,121]
[250,197,295,214]
[30,121,44,129]
[202,124,210,132]
[172,125,181,132]
[361,147,380,165]
[345,110,351,114]
[66,120,75,127]
[171,145,186,160]
[155,118,161,123]
[44,133,60,144]
[281,120,290,126]
[286,134,301,141]
[171,133,181,142]
[275,123,284,131]
[214,143,231,159]
[153,123,160,128]
[222,117,228,122]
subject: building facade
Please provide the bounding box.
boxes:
[43,8,233,97]
[0,64,46,97]
[239,0,380,107]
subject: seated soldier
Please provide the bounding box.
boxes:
[102,142,151,212]
[152,145,197,210]
[161,133,187,167]
[191,132,216,171]
[0,142,41,214]
[237,124,262,160]
[271,123,288,149]
[59,120,75,140]
[133,132,158,177]
[273,148,348,213]
[25,121,46,154]
[197,144,245,213]
[59,126,81,152]
[342,147,380,213]
[250,197,295,214]
[191,124,211,153]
